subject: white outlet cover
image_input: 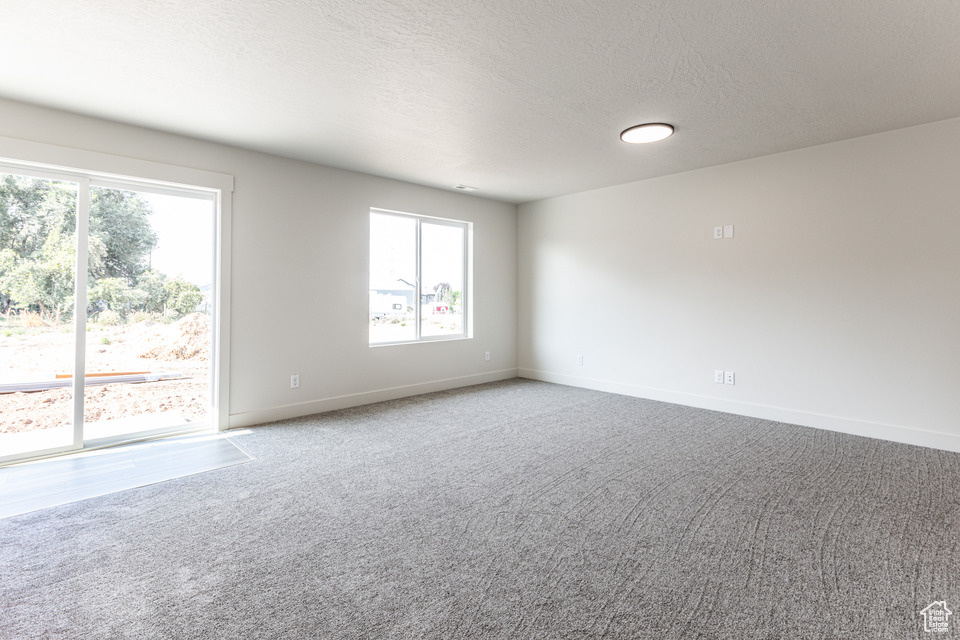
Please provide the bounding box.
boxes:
[714,370,725,383]
[724,225,734,238]
[724,371,735,385]
[484,351,491,361]
[713,226,723,239]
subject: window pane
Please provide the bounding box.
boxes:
[0,172,79,457]
[369,213,416,343]
[421,222,464,338]
[83,187,214,441]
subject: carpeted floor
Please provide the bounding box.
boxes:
[1,379,958,639]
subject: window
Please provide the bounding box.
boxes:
[369,208,469,345]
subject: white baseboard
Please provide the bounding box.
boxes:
[518,368,960,454]
[228,368,518,428]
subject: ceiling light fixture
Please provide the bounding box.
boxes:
[620,123,674,144]
[453,184,479,192]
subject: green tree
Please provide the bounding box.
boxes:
[0,248,17,313]
[89,277,138,313]
[0,178,165,322]
[133,269,168,313]
[0,176,76,258]
[164,278,203,315]
[0,230,75,323]
[433,282,451,303]
[88,187,157,281]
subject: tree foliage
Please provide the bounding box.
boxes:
[88,187,157,281]
[0,230,75,323]
[134,269,168,313]
[89,277,137,312]
[0,175,201,324]
[0,174,75,260]
[164,278,203,315]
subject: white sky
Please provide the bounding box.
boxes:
[369,213,464,292]
[144,193,214,288]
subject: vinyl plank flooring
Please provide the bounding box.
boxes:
[0,434,252,519]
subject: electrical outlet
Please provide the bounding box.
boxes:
[577,354,583,365]
[290,374,300,389]
[713,226,723,239]
[484,351,490,361]
[724,225,735,238]
[724,371,735,385]
[714,370,725,384]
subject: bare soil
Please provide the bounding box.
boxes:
[369,308,463,343]
[0,314,211,434]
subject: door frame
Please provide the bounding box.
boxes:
[0,137,233,466]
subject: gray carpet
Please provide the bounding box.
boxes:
[1,379,958,639]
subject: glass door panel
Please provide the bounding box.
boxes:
[83,186,214,443]
[0,172,80,460]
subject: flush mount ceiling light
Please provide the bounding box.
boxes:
[620,123,674,144]
[453,184,479,192]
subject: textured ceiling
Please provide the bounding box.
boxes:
[0,1,959,203]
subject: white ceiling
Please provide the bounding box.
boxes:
[1,1,959,204]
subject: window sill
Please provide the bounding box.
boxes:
[369,335,472,348]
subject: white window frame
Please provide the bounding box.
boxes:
[369,207,470,346]
[0,136,233,465]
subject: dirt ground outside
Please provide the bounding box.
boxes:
[0,313,211,435]
[369,306,463,343]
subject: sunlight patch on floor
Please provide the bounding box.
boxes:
[0,433,252,519]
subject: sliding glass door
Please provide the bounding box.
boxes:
[81,185,214,443]
[0,164,217,464]
[0,171,82,460]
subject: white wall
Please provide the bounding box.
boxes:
[519,117,960,451]
[5,96,958,451]
[0,98,518,427]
